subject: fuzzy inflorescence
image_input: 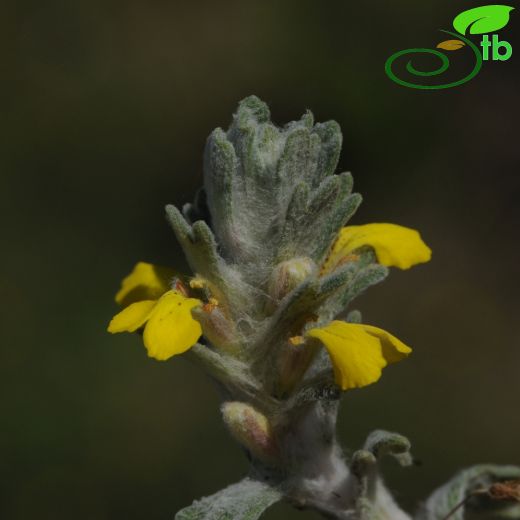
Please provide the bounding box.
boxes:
[107,97,519,520]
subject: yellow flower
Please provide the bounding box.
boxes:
[108,262,202,361]
[307,321,411,391]
[322,223,432,273]
[109,222,429,380]
[307,223,429,390]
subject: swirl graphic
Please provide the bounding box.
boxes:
[385,30,483,90]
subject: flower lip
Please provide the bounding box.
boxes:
[322,223,432,274]
[115,261,177,307]
[306,320,411,391]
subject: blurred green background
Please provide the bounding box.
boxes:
[2,1,519,518]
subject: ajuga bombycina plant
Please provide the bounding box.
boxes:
[108,97,520,520]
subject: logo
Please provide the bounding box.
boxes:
[385,5,514,89]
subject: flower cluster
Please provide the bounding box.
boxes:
[107,96,520,520]
[109,222,430,391]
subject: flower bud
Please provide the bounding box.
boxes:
[221,402,278,463]
[268,257,316,301]
[276,336,315,396]
[191,303,238,353]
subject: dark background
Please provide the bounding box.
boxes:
[2,1,519,519]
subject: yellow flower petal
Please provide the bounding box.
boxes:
[307,321,411,391]
[143,290,202,361]
[360,324,411,363]
[108,300,157,333]
[115,262,176,307]
[323,223,431,271]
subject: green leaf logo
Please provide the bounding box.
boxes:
[453,5,514,35]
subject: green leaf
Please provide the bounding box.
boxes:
[316,250,388,323]
[453,5,514,35]
[165,204,253,313]
[337,262,388,309]
[281,173,360,263]
[350,431,414,520]
[363,430,413,466]
[417,464,520,520]
[351,430,413,478]
[175,478,282,520]
[312,120,342,186]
